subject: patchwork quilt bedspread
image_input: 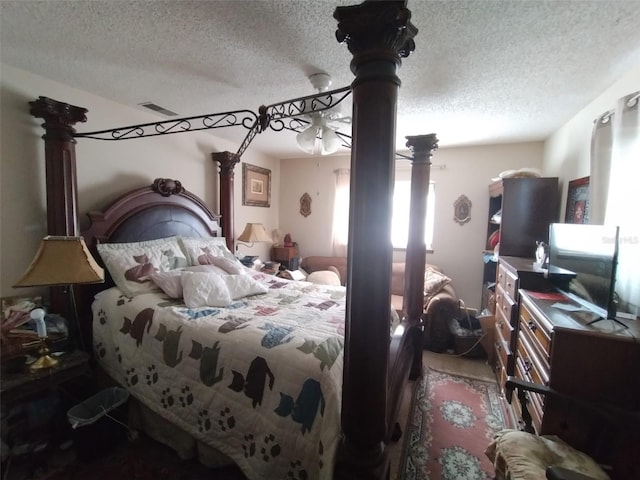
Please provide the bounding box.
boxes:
[92,272,346,480]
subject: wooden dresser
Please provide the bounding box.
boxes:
[493,256,552,400]
[514,290,640,436]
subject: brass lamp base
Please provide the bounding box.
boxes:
[29,338,59,372]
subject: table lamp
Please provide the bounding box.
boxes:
[236,223,272,247]
[13,236,105,360]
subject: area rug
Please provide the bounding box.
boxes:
[399,366,505,480]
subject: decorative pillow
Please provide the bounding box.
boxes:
[97,237,188,297]
[424,267,451,298]
[182,271,232,307]
[185,265,230,276]
[223,275,268,299]
[178,236,235,266]
[149,270,183,298]
[208,256,246,275]
[150,265,231,299]
[307,270,341,286]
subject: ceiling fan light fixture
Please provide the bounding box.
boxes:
[308,72,332,92]
[321,126,340,155]
[296,125,320,154]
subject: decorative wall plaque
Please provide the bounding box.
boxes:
[453,195,472,225]
[300,192,312,217]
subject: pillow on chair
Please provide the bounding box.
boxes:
[306,270,341,286]
[424,267,451,297]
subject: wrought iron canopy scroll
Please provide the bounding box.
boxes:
[72,86,354,157]
[70,83,416,160]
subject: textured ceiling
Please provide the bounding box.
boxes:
[2,0,640,158]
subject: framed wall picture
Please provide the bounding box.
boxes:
[565,176,590,224]
[242,163,271,207]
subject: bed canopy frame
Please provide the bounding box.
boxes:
[28,1,439,478]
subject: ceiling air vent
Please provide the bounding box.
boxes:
[138,102,178,117]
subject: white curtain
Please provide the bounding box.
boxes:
[590,91,640,316]
[331,168,350,257]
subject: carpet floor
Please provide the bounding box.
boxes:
[4,431,247,480]
[398,364,505,480]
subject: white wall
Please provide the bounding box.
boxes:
[0,64,279,298]
[279,155,350,257]
[280,142,545,310]
[543,64,640,212]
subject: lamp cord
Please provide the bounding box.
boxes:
[66,284,87,353]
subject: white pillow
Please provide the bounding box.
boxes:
[97,237,188,297]
[149,270,183,298]
[178,236,235,266]
[150,265,230,299]
[208,256,246,275]
[182,271,232,307]
[223,274,268,299]
[185,265,230,276]
[306,270,341,286]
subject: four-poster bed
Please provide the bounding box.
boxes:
[28,2,438,478]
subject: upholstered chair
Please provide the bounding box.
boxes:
[486,377,639,480]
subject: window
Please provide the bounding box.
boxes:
[332,171,436,253]
[391,181,435,250]
[331,168,350,257]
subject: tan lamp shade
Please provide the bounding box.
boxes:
[13,236,105,287]
[237,223,272,245]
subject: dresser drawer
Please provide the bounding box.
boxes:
[516,331,550,386]
[494,354,507,395]
[498,263,519,301]
[496,264,506,291]
[495,324,513,374]
[514,356,543,433]
[496,283,516,326]
[519,300,551,363]
[495,306,514,347]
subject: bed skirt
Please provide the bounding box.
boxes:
[96,366,235,469]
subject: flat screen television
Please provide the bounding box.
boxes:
[548,223,621,325]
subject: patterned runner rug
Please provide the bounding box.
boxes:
[399,366,505,480]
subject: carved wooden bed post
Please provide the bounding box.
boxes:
[404,134,439,376]
[334,1,417,478]
[29,96,88,317]
[212,151,240,252]
[29,96,87,237]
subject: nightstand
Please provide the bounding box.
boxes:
[271,245,300,270]
[1,350,91,470]
[1,350,90,405]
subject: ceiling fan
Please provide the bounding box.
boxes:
[295,73,352,155]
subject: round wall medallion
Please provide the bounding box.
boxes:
[453,195,472,225]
